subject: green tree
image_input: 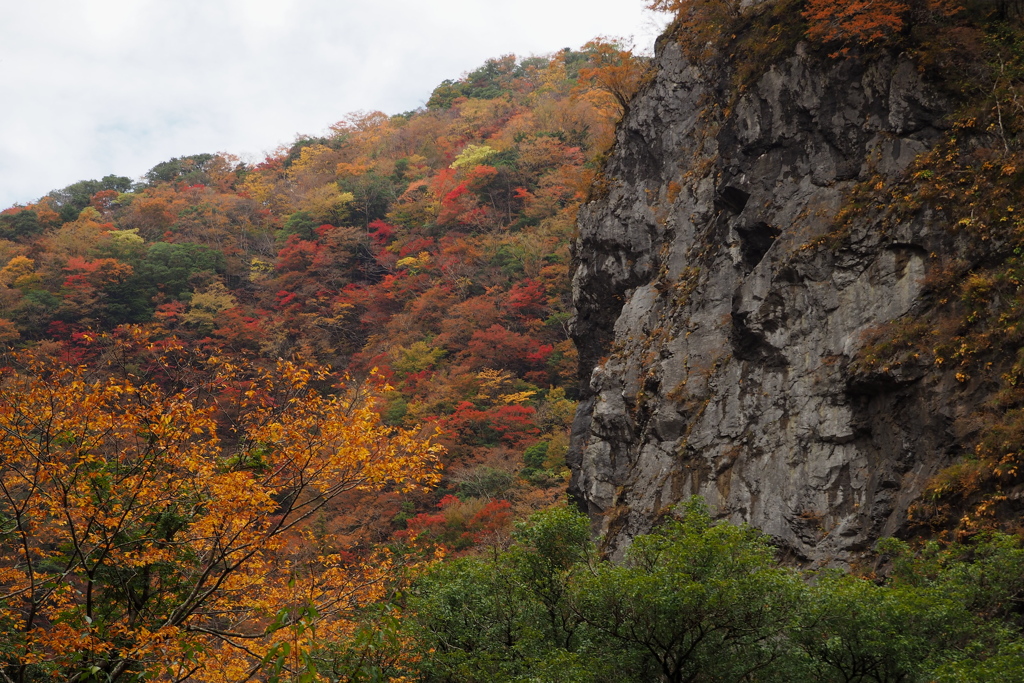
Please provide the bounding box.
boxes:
[143,153,216,186]
[279,210,318,242]
[408,506,596,682]
[507,506,592,651]
[136,241,226,299]
[0,210,41,240]
[389,500,1024,682]
[571,499,805,683]
[412,556,531,681]
[882,534,1024,629]
[874,534,1024,683]
[11,290,60,339]
[794,571,971,682]
[48,175,133,223]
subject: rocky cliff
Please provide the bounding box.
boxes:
[567,25,994,564]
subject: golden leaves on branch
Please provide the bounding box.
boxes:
[0,339,443,681]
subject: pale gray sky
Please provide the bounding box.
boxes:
[0,0,666,209]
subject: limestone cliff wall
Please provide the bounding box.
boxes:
[568,38,969,564]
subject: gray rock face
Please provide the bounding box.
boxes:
[569,41,963,564]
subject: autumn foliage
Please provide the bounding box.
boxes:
[648,0,965,57]
[0,44,636,679]
[802,0,963,53]
[803,0,908,48]
[0,44,632,461]
[0,336,441,681]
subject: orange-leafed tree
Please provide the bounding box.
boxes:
[650,0,961,58]
[574,40,650,115]
[0,342,443,682]
[802,0,962,54]
[803,0,909,50]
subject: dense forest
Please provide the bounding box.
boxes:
[0,40,645,544]
[2,0,1024,680]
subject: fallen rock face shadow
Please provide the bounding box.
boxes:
[737,222,780,272]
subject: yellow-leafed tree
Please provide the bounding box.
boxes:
[0,341,442,682]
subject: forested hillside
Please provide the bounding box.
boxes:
[0,42,645,545]
[0,42,651,681]
[3,0,1024,680]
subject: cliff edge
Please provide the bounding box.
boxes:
[569,7,1024,563]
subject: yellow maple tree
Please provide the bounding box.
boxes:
[0,340,442,682]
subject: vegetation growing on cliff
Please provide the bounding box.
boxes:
[780,1,1024,531]
[645,0,1024,534]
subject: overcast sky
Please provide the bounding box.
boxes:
[0,0,666,210]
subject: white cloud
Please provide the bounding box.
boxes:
[1,0,667,208]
